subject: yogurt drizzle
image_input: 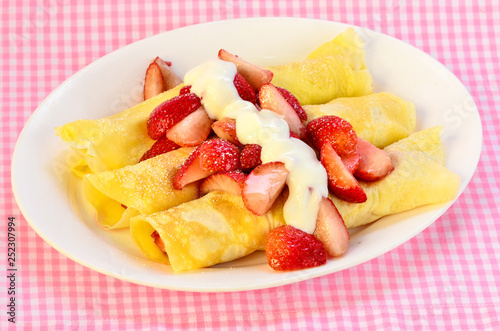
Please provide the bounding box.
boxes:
[184,59,328,234]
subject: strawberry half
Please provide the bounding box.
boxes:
[179,85,192,95]
[233,72,257,104]
[211,117,240,146]
[147,93,202,140]
[173,139,241,189]
[218,49,274,90]
[153,57,182,91]
[340,150,360,174]
[320,143,367,203]
[354,137,394,181]
[258,83,306,139]
[242,161,289,216]
[240,144,262,172]
[313,197,350,257]
[143,62,165,100]
[166,107,213,147]
[265,225,327,271]
[275,86,307,121]
[306,115,358,156]
[139,135,180,162]
[198,170,247,197]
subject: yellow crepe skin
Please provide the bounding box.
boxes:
[304,92,416,148]
[267,28,373,105]
[130,191,286,272]
[83,147,198,229]
[55,85,182,175]
[332,127,460,229]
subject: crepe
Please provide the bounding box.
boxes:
[304,92,416,148]
[83,147,198,229]
[267,28,373,105]
[55,85,182,175]
[333,126,460,228]
[130,191,286,272]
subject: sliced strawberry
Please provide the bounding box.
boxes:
[233,72,257,104]
[354,137,394,181]
[153,57,182,91]
[240,144,262,172]
[211,117,240,146]
[151,231,167,254]
[218,49,274,90]
[147,93,202,140]
[242,162,289,216]
[258,84,306,139]
[320,143,367,203]
[313,197,350,257]
[275,86,307,121]
[143,62,165,100]
[340,150,360,174]
[166,107,213,147]
[265,225,327,271]
[179,85,192,95]
[173,139,241,189]
[306,115,358,156]
[198,170,247,197]
[139,135,180,162]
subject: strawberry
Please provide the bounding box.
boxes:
[218,49,274,90]
[306,115,358,156]
[147,93,202,140]
[320,143,367,203]
[139,135,180,162]
[275,86,307,121]
[166,107,213,147]
[265,225,327,271]
[313,197,350,257]
[179,85,192,95]
[340,150,360,174]
[211,117,240,146]
[233,72,257,104]
[354,137,394,181]
[198,170,247,197]
[143,62,165,100]
[151,231,166,254]
[258,83,306,139]
[153,57,182,91]
[240,144,262,172]
[173,139,241,189]
[242,162,288,216]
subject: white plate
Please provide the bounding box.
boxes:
[12,18,482,292]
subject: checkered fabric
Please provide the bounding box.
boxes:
[1,1,499,329]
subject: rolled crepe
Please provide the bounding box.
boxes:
[333,126,460,228]
[55,85,182,175]
[84,147,198,229]
[267,28,373,105]
[304,92,416,148]
[130,191,286,272]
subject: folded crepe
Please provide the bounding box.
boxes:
[333,126,460,228]
[267,28,373,105]
[83,147,198,229]
[55,85,182,175]
[130,191,286,272]
[304,92,416,148]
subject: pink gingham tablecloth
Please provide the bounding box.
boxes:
[1,1,499,329]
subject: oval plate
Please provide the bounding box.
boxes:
[12,18,482,292]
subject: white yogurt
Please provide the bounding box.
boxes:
[184,59,328,234]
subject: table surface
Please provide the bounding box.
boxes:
[2,1,499,330]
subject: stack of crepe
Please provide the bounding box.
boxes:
[55,28,460,272]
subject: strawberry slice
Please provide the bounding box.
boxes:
[313,197,350,257]
[306,115,358,156]
[198,170,247,197]
[354,137,394,181]
[240,144,262,172]
[143,62,165,100]
[139,135,180,162]
[258,84,306,139]
[173,139,241,189]
[211,117,240,146]
[340,150,360,174]
[166,107,213,147]
[218,49,274,90]
[151,231,167,254]
[265,225,327,271]
[153,57,182,91]
[147,93,202,140]
[275,86,307,121]
[320,143,367,203]
[242,162,289,216]
[233,72,257,104]
[179,85,192,95]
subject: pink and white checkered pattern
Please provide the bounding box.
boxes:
[2,0,499,329]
